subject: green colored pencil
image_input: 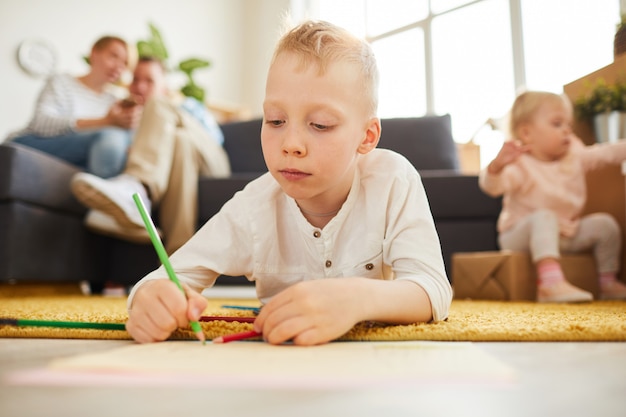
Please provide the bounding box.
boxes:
[0,318,126,330]
[132,193,206,344]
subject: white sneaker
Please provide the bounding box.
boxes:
[71,172,149,229]
[85,210,159,244]
[537,281,594,303]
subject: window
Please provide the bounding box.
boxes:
[295,0,620,164]
[373,28,427,117]
[521,0,619,92]
[431,0,515,144]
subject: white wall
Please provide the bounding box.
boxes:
[0,0,291,140]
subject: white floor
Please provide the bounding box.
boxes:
[201,284,257,299]
[0,339,624,417]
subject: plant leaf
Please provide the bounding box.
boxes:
[181,83,205,102]
[148,22,169,60]
[178,58,211,74]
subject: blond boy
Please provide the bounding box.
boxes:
[126,20,452,345]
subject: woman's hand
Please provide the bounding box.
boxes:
[107,100,143,129]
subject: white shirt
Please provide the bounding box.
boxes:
[129,149,452,322]
[9,73,118,138]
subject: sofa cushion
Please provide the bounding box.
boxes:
[0,201,102,281]
[0,143,85,215]
[379,115,460,172]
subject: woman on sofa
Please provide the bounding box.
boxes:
[7,35,140,178]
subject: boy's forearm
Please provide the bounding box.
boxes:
[353,278,433,324]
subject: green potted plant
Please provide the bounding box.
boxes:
[178,58,211,102]
[574,79,626,143]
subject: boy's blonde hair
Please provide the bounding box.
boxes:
[272,20,379,116]
[508,90,571,139]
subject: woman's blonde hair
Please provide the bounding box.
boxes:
[508,90,570,139]
[89,35,132,68]
[92,35,127,52]
[271,20,379,116]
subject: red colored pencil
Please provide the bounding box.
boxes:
[212,330,262,343]
[199,316,256,323]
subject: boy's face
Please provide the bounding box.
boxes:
[519,100,573,161]
[261,52,380,211]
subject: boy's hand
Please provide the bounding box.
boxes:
[126,279,207,343]
[253,279,362,346]
[488,140,528,174]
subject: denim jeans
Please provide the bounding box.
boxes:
[12,128,132,178]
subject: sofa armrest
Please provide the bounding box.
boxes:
[419,171,502,277]
[0,143,85,215]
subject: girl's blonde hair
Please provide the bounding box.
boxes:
[508,90,571,139]
[271,20,379,116]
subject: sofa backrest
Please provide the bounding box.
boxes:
[220,119,266,174]
[378,115,459,172]
[219,114,459,174]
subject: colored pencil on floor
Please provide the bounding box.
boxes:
[199,316,256,323]
[221,305,261,314]
[0,318,126,331]
[213,330,262,343]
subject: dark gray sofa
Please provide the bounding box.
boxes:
[0,114,501,290]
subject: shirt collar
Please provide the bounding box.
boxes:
[284,161,362,234]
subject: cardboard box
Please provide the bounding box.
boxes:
[452,250,599,301]
[456,141,481,174]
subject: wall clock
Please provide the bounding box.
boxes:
[17,39,57,77]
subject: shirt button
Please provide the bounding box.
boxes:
[365,263,374,270]
[313,231,321,238]
[325,260,332,268]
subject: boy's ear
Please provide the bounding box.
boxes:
[357,117,381,154]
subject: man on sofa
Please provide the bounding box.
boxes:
[71,56,231,254]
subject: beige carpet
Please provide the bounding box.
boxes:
[1,288,625,341]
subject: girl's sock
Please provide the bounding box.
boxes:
[536,261,593,303]
[599,272,618,288]
[599,272,626,300]
[537,261,565,287]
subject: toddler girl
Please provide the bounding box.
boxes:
[480,90,626,302]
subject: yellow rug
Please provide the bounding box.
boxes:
[0,293,625,341]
